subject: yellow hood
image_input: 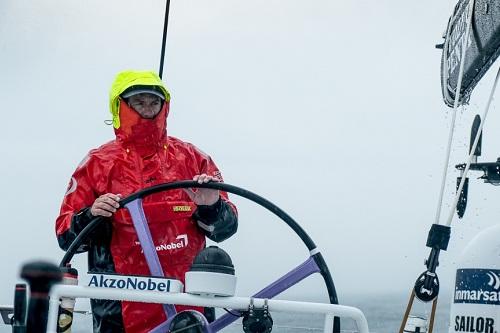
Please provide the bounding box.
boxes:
[109,70,171,129]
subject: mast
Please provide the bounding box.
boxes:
[158,0,171,79]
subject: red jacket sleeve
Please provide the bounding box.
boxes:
[190,146,238,242]
[55,154,99,251]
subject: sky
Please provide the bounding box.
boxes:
[2,0,500,323]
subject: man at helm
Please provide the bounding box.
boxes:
[55,70,238,333]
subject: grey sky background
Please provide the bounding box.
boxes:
[2,0,500,314]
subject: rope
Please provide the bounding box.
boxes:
[399,290,438,333]
[428,298,438,333]
[399,290,416,333]
[434,0,476,225]
[445,66,500,226]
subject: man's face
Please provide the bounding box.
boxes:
[127,93,163,119]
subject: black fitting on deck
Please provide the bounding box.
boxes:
[426,224,451,251]
[21,261,62,333]
[12,283,27,333]
[412,224,451,303]
[456,177,469,219]
[414,270,440,303]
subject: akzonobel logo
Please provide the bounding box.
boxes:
[65,177,78,195]
[135,234,188,253]
[156,234,188,252]
[87,273,183,293]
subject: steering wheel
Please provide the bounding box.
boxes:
[60,181,340,333]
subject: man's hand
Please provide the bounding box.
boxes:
[184,174,220,206]
[90,193,122,217]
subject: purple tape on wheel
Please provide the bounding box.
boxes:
[210,256,320,331]
[125,199,177,319]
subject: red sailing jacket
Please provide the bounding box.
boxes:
[55,99,237,333]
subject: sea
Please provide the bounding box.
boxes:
[1,292,453,333]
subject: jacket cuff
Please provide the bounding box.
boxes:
[71,207,94,234]
[194,198,238,242]
[194,197,222,224]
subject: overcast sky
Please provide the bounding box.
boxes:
[2,0,500,319]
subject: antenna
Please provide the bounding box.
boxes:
[158,0,171,79]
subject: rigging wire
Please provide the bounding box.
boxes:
[433,0,476,226]
[158,0,171,79]
[446,66,500,226]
